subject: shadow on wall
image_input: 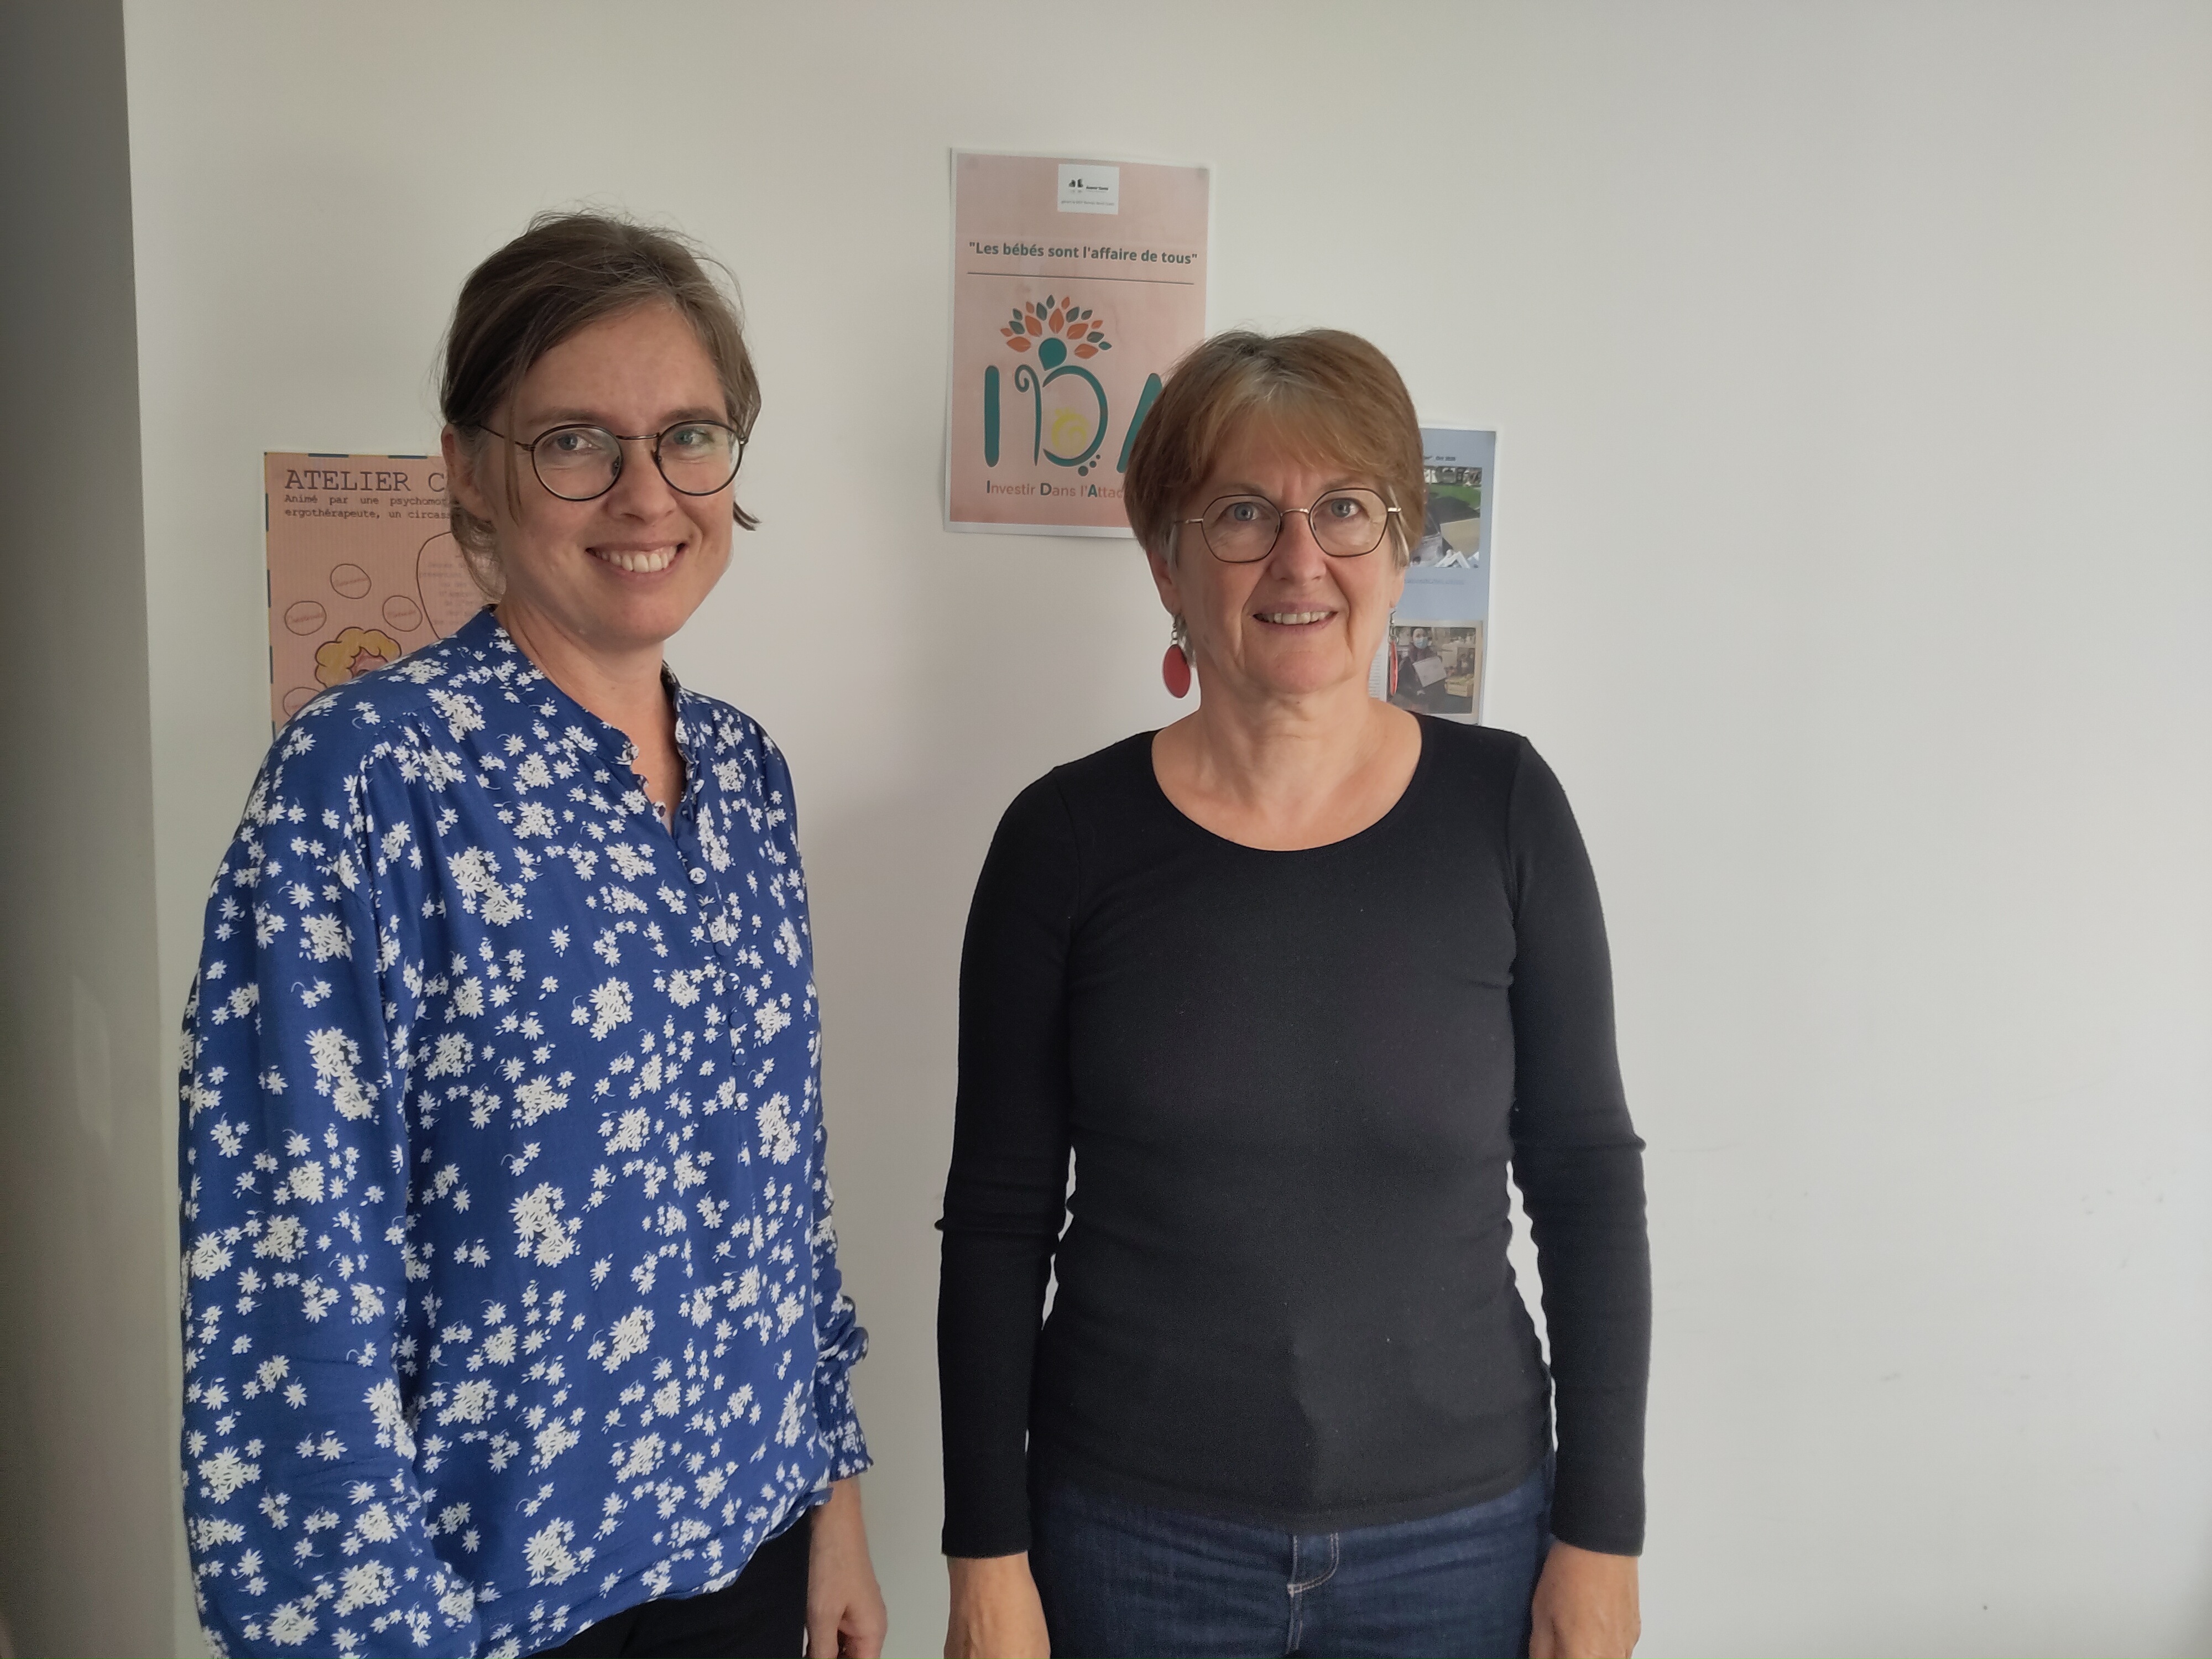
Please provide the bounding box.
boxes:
[2192,1580,2212,1659]
[800,773,972,1613]
[783,529,1166,1651]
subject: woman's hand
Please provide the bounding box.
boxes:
[945,1553,1051,1658]
[1528,1539,1640,1658]
[807,1478,889,1657]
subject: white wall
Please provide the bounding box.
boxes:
[0,7,180,1658]
[108,3,2212,1655]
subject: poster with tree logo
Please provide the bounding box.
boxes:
[264,451,483,728]
[947,151,1210,535]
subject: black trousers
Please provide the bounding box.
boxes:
[529,1512,811,1658]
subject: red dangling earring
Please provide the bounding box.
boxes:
[1161,619,1192,698]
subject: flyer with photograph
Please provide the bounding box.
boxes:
[1371,426,1495,722]
[947,151,1210,535]
[264,451,481,727]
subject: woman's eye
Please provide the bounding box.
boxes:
[1225,501,1263,523]
[545,430,594,455]
[1323,494,1364,520]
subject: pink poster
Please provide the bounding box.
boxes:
[263,451,483,727]
[947,152,1209,535]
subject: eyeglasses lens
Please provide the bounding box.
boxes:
[531,427,623,499]
[1203,497,1280,562]
[1310,490,1387,556]
[654,423,742,495]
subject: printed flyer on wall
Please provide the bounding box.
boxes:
[264,451,481,727]
[1370,426,1495,722]
[947,150,1210,535]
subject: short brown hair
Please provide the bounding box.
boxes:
[439,211,761,596]
[1123,329,1423,567]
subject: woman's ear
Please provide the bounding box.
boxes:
[441,425,494,525]
[1145,529,1184,621]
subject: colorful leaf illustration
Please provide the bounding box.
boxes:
[1003,294,1109,356]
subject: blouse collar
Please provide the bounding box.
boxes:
[457,606,711,800]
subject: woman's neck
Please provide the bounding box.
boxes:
[1155,676,1421,851]
[494,599,673,754]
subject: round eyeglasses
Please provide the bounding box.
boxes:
[1181,488,1401,564]
[477,419,745,502]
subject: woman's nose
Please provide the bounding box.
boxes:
[605,437,676,514]
[1268,508,1330,573]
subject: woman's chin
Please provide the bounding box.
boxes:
[1239,661,1371,702]
[589,585,717,654]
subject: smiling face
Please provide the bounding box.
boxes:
[444,301,735,669]
[1149,419,1407,706]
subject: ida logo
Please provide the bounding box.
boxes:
[984,294,1163,479]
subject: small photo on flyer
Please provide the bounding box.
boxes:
[1411,465,1483,568]
[1386,620,1486,721]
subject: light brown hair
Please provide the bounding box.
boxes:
[1122,328,1423,567]
[439,211,761,597]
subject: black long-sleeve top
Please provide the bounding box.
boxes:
[936,720,1650,1558]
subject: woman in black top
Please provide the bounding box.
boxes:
[938,330,1649,1658]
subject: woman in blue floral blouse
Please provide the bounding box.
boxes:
[178,213,885,1659]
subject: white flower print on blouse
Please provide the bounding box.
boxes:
[179,611,869,1659]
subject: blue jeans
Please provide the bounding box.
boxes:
[1030,1459,1553,1658]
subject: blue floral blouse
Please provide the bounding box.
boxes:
[178,610,869,1658]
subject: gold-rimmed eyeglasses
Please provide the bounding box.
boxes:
[1180,488,1400,564]
[476,419,745,502]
